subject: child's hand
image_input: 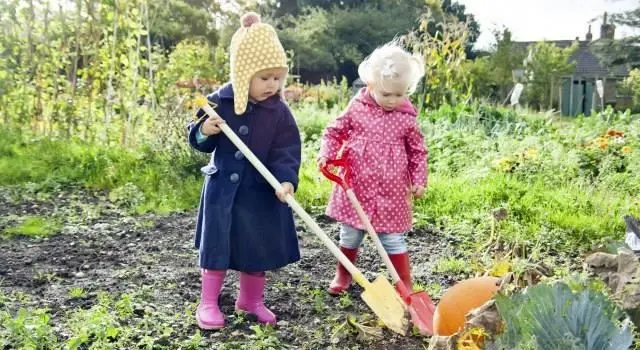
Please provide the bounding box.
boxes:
[200,114,225,136]
[276,182,294,202]
[411,185,425,198]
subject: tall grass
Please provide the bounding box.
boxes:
[0,129,203,214]
[1,102,638,259]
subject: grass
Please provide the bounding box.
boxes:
[3,216,61,238]
[0,130,203,214]
[1,104,638,259]
[1,103,638,262]
[1,102,640,349]
[0,290,206,349]
[68,288,87,299]
[433,257,472,275]
[418,173,630,252]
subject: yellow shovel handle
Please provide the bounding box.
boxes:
[344,190,403,285]
[198,102,372,290]
[285,197,371,289]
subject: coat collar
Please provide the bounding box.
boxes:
[355,87,417,116]
[218,82,282,110]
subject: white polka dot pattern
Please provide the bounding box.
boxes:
[319,89,428,233]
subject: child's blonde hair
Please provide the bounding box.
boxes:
[358,39,425,95]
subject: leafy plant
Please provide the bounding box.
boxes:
[338,293,353,310]
[249,324,283,350]
[297,77,351,110]
[303,288,327,314]
[434,257,473,275]
[108,182,146,210]
[622,69,640,109]
[65,293,123,349]
[68,288,87,299]
[403,0,473,110]
[0,308,58,349]
[491,282,633,350]
[3,216,61,238]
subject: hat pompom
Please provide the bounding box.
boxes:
[241,12,261,28]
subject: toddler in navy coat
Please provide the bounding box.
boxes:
[187,12,301,329]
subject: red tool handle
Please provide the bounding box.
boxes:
[319,158,352,189]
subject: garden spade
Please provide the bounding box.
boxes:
[320,158,436,336]
[194,96,409,335]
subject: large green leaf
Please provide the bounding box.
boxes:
[491,283,633,350]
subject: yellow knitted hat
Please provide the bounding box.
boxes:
[229,12,288,115]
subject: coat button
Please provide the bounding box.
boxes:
[230,173,239,183]
[239,125,249,135]
[234,150,244,160]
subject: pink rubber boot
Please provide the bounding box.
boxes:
[196,269,226,329]
[235,272,276,325]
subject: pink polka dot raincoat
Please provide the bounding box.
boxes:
[319,88,428,233]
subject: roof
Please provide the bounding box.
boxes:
[513,40,629,78]
[513,40,576,50]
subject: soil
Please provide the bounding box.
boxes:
[0,187,462,349]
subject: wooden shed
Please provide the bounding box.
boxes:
[560,41,629,116]
[513,13,632,116]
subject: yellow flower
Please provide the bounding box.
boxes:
[495,157,514,172]
[194,95,209,108]
[524,148,538,159]
[622,146,632,154]
[593,137,609,151]
[488,259,511,277]
[457,327,489,350]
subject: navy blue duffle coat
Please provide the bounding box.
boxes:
[187,83,302,272]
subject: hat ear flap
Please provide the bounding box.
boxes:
[234,80,249,115]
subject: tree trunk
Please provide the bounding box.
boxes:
[549,79,554,111]
[68,0,82,138]
[0,97,6,125]
[103,0,119,144]
[124,2,143,147]
[51,3,67,136]
[26,0,35,78]
[144,2,157,112]
[35,1,51,134]
[85,0,99,141]
[84,0,92,140]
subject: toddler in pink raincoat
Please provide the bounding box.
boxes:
[318,40,428,295]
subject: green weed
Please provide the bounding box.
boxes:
[3,216,60,238]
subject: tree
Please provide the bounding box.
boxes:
[265,0,413,17]
[273,0,480,82]
[596,9,640,66]
[464,56,495,100]
[621,68,640,108]
[147,0,219,49]
[441,0,480,57]
[262,0,481,81]
[277,2,426,83]
[487,28,526,101]
[523,41,577,110]
[277,7,338,79]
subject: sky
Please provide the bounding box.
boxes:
[456,0,640,50]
